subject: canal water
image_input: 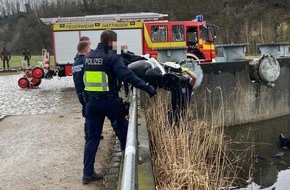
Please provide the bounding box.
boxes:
[226,114,290,189]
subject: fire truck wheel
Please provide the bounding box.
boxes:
[187,54,200,63]
[18,77,29,88]
[32,67,44,79]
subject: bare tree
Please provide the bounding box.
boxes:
[0,0,290,55]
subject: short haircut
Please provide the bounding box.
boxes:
[77,41,89,53]
[79,36,90,42]
[100,29,117,46]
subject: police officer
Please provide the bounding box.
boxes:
[74,36,91,61]
[22,47,31,66]
[163,64,198,126]
[171,67,197,115]
[1,47,11,70]
[82,29,156,184]
[73,37,105,140]
[72,41,91,140]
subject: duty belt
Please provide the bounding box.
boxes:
[86,92,118,99]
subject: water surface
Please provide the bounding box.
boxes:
[226,114,290,189]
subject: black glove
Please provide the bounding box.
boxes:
[144,84,156,98]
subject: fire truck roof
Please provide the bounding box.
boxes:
[40,12,168,25]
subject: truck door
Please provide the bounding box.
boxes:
[186,27,198,47]
[186,26,202,60]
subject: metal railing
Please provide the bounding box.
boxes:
[121,88,138,190]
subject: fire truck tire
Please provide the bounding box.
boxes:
[32,67,44,79]
[18,77,29,88]
[187,54,200,62]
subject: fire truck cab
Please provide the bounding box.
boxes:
[143,15,218,62]
[40,12,218,77]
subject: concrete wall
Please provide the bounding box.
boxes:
[258,43,290,57]
[193,58,290,126]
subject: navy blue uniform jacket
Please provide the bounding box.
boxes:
[84,43,149,96]
[72,54,86,106]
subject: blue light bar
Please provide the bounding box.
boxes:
[195,15,203,22]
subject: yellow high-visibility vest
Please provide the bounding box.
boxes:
[84,71,109,92]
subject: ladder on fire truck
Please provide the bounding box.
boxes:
[40,12,168,24]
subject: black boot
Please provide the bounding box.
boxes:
[82,172,103,184]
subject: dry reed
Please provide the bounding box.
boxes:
[143,90,248,190]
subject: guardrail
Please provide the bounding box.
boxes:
[121,88,138,190]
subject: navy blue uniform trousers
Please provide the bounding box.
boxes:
[83,94,128,176]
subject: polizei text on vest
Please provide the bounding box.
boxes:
[85,58,103,65]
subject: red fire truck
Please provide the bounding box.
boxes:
[40,12,218,77]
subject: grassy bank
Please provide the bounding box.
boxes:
[2,55,44,68]
[0,55,54,76]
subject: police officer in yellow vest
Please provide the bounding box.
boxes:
[82,29,156,184]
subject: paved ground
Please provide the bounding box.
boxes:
[0,74,80,116]
[0,74,116,190]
